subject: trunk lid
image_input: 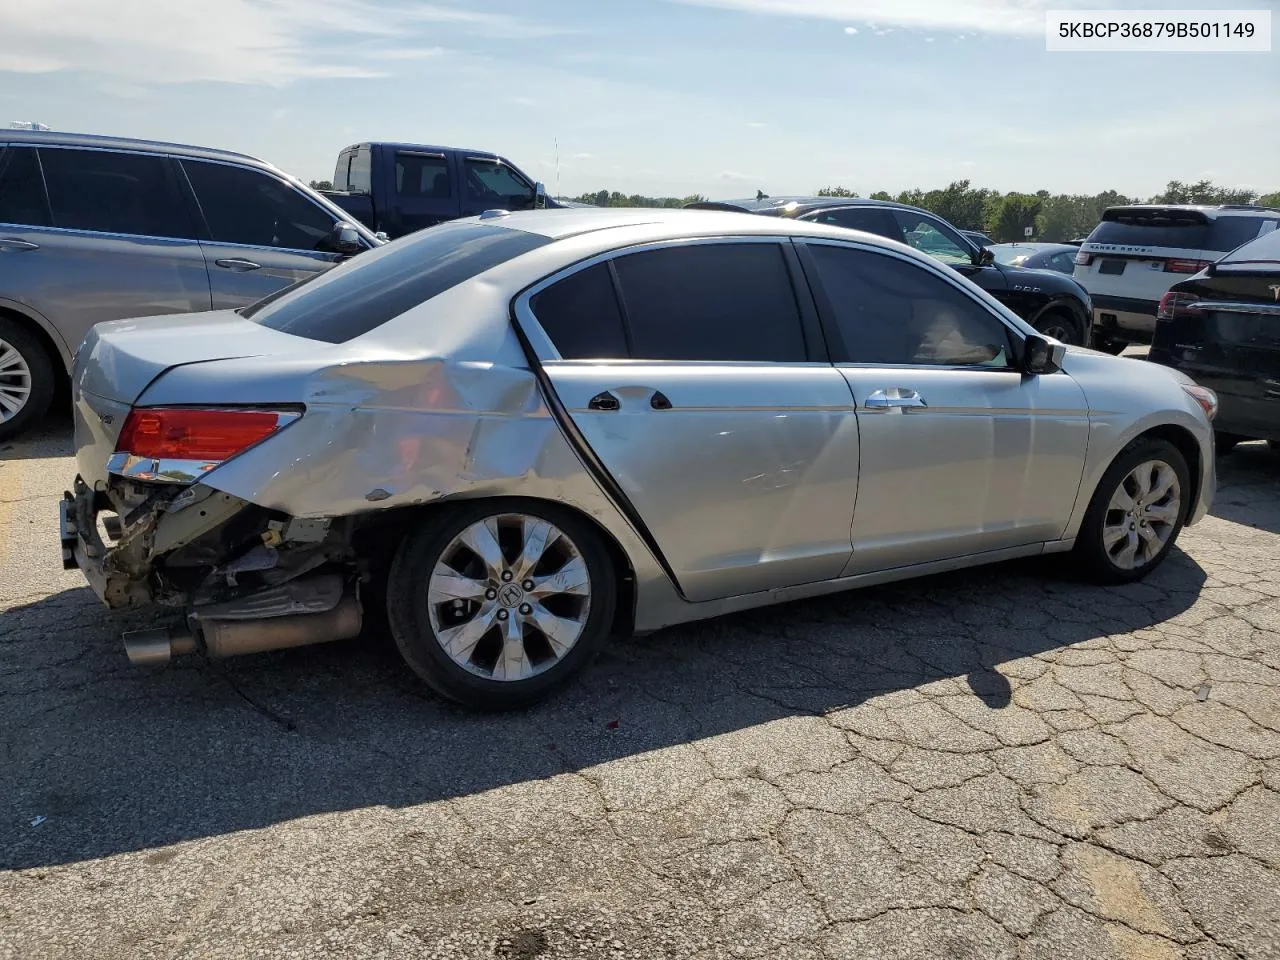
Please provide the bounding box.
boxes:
[74,309,314,406]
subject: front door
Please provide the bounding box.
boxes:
[178,158,344,309]
[516,240,860,602]
[798,239,1090,574]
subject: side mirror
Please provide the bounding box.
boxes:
[534,181,548,209]
[976,246,995,266]
[1023,334,1067,375]
[320,221,363,256]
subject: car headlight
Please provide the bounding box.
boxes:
[1181,384,1218,421]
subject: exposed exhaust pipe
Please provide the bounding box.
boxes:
[123,594,362,665]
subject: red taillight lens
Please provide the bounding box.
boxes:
[1163,258,1212,274]
[1157,292,1203,321]
[115,408,294,462]
[1074,251,1092,266]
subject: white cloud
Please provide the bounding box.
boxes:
[572,152,595,160]
[668,0,1078,35]
[746,121,768,128]
[0,0,552,85]
[717,170,764,182]
[844,26,858,34]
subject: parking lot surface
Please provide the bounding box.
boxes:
[2,417,1278,960]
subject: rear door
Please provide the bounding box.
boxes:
[179,158,345,310]
[384,149,458,236]
[7,145,211,358]
[515,238,860,603]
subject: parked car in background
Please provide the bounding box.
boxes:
[321,142,558,239]
[1073,204,1280,354]
[1148,226,1280,453]
[0,131,380,441]
[61,208,1216,709]
[990,242,1080,274]
[690,197,1093,345]
[962,229,995,247]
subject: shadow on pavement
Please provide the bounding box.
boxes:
[1211,441,1280,535]
[0,410,73,462]
[1,546,1208,871]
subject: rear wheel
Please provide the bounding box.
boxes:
[0,317,54,442]
[1034,309,1083,346]
[1073,438,1190,584]
[386,501,616,709]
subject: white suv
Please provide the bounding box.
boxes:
[1073,204,1279,353]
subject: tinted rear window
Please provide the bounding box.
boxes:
[1090,212,1264,252]
[245,221,549,343]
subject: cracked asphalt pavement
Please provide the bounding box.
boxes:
[2,416,1279,960]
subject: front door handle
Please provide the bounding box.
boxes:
[0,238,40,252]
[587,391,620,412]
[214,258,263,272]
[863,388,927,412]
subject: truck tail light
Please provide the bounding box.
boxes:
[1156,292,1203,321]
[1163,258,1212,274]
[115,408,300,464]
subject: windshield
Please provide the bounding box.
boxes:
[246,221,550,343]
[990,247,1033,266]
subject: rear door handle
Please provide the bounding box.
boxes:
[863,388,927,411]
[214,258,263,272]
[587,391,620,412]
[649,390,672,410]
[0,238,39,252]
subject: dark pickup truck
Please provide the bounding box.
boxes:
[320,142,563,239]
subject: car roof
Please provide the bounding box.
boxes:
[459,206,919,245]
[341,142,505,159]
[1103,203,1280,220]
[687,196,941,219]
[0,129,282,173]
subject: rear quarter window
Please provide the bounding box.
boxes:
[244,221,549,343]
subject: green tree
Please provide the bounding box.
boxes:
[868,191,893,201]
[1256,191,1280,208]
[816,186,858,197]
[988,193,1043,242]
[1150,179,1257,205]
[309,179,333,191]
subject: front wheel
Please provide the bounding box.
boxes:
[386,500,616,710]
[1073,438,1190,584]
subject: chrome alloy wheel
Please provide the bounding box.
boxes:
[0,337,33,423]
[1102,459,1182,571]
[426,514,592,682]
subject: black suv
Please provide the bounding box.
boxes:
[689,197,1094,345]
[1148,227,1280,453]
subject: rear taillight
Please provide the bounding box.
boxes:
[1074,251,1092,266]
[1163,258,1212,274]
[115,408,299,464]
[1156,292,1203,321]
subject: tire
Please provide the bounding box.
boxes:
[1034,309,1084,346]
[1100,339,1128,356]
[0,316,55,442]
[1073,437,1191,584]
[386,499,617,710]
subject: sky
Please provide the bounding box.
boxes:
[1,0,1277,200]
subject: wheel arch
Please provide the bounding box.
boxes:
[1133,423,1203,520]
[0,301,71,397]
[1029,296,1088,342]
[349,494,639,639]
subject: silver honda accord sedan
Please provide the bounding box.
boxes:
[60,208,1219,709]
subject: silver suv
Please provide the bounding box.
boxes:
[0,131,380,440]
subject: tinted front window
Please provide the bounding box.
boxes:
[892,211,973,266]
[40,148,192,238]
[612,243,808,362]
[806,243,1011,367]
[465,159,533,205]
[0,147,51,227]
[183,160,336,251]
[246,222,549,343]
[530,263,630,359]
[396,153,451,199]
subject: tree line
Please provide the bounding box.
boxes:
[568,180,1280,243]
